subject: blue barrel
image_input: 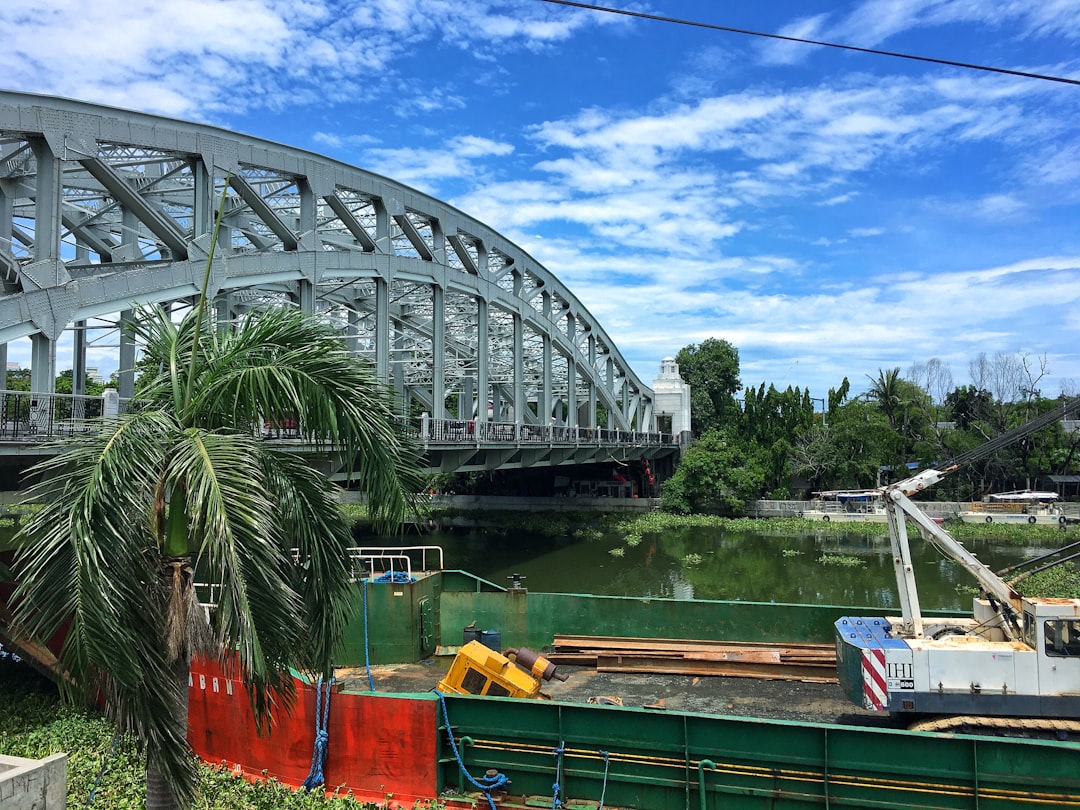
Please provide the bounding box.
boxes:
[463,626,482,645]
[480,629,502,651]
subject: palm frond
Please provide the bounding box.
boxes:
[12,408,199,803]
[13,302,425,807]
[189,306,426,531]
[260,449,357,676]
[166,429,304,710]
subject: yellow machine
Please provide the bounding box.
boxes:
[437,641,567,699]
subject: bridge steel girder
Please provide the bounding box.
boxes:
[0,91,655,442]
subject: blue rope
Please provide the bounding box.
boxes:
[301,677,333,790]
[433,690,509,810]
[552,741,565,809]
[362,578,374,691]
[86,730,120,806]
[597,749,610,810]
[374,570,415,584]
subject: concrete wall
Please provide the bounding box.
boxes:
[425,494,661,512]
[0,753,66,809]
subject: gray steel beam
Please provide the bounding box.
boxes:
[394,213,434,261]
[227,174,298,251]
[77,156,189,259]
[324,192,379,252]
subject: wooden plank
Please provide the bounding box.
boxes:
[595,654,838,684]
[554,634,832,652]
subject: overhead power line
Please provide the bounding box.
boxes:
[538,0,1080,88]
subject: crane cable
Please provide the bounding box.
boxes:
[537,0,1080,88]
[947,396,1080,470]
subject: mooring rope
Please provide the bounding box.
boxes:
[433,689,509,810]
[552,740,566,808]
[301,676,333,791]
[598,749,610,809]
[362,578,374,691]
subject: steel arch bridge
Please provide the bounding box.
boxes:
[0,91,674,474]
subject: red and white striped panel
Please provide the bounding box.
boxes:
[862,648,888,711]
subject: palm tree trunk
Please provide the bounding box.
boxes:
[145,655,191,810]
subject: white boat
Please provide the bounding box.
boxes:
[802,490,888,523]
[958,490,1067,525]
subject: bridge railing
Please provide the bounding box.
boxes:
[0,389,120,441]
[419,415,674,447]
[0,390,675,449]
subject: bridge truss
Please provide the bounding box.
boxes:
[0,92,671,473]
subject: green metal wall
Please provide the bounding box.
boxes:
[436,693,1080,809]
[440,587,953,649]
[336,573,442,665]
[332,570,955,666]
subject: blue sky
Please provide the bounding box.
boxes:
[3,0,1079,401]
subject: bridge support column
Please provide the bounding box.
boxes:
[476,297,488,423]
[586,334,597,428]
[0,177,9,391]
[30,138,62,269]
[375,278,389,383]
[460,377,474,420]
[566,314,577,428]
[192,158,214,238]
[513,312,524,424]
[73,320,87,397]
[30,334,55,396]
[118,310,136,400]
[297,279,314,314]
[540,291,552,424]
[432,285,445,419]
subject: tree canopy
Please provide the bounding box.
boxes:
[664,344,1080,512]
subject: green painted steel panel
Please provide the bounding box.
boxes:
[440,587,955,651]
[336,573,441,665]
[433,693,1080,810]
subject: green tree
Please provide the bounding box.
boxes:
[866,367,933,471]
[675,338,741,435]
[661,428,765,515]
[10,304,425,809]
[791,398,892,491]
[867,367,905,431]
[742,383,814,496]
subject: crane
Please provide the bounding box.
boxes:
[834,396,1080,735]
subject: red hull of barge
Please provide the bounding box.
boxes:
[187,657,439,805]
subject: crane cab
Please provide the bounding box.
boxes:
[836,597,1080,719]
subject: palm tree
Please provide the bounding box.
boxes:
[867,367,904,430]
[10,303,425,808]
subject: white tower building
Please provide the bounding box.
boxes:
[651,357,692,441]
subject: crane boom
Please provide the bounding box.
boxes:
[882,395,1080,638]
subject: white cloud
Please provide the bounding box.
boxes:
[0,0,625,119]
[758,0,1080,67]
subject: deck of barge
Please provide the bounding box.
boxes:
[339,657,885,726]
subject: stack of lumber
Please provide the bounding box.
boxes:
[549,634,837,683]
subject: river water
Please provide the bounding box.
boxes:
[380,522,1050,612]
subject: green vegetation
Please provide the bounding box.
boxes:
[817,554,865,568]
[1013,562,1080,599]
[662,342,1080,514]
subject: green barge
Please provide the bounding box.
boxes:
[183,551,1080,809]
